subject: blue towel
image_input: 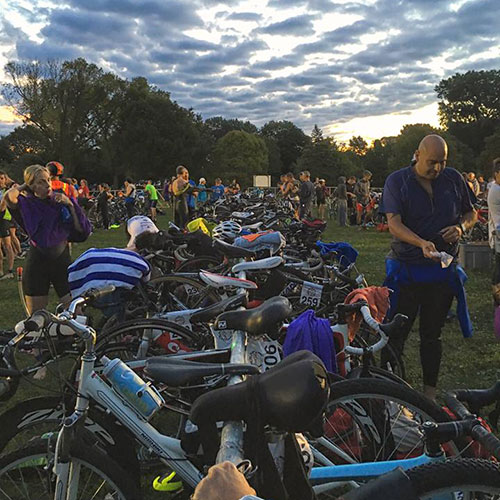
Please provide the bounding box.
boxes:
[316,241,359,270]
[283,309,337,373]
[384,258,473,338]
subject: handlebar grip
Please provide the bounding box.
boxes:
[85,285,116,301]
[471,425,500,460]
[24,312,50,332]
[444,392,473,420]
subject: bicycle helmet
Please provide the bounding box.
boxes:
[212,221,242,241]
[46,161,64,176]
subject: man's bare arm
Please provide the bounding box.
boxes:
[386,213,438,260]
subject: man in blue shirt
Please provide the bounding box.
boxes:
[211,178,225,202]
[380,134,476,400]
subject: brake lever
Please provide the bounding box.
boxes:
[237,459,258,480]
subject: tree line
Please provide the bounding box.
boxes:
[0,59,499,187]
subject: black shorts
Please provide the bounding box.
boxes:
[23,245,71,297]
[0,219,10,238]
[149,200,157,208]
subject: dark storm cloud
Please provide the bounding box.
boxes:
[256,14,317,36]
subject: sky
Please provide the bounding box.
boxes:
[0,0,499,142]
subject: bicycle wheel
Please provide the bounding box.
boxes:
[314,378,461,468]
[0,437,140,499]
[406,458,500,498]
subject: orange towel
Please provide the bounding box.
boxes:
[344,286,390,340]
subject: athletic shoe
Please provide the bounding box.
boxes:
[0,272,14,280]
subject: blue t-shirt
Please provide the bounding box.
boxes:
[211,184,225,201]
[379,166,474,264]
[197,184,208,203]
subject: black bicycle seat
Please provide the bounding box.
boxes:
[214,296,292,337]
[213,239,256,259]
[144,358,259,387]
[380,313,408,336]
[190,294,247,323]
[190,350,329,432]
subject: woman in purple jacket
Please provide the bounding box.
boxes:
[5,164,91,313]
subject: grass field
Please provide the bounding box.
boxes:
[0,212,498,405]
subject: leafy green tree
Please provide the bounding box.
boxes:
[311,124,324,144]
[260,120,309,173]
[348,136,368,156]
[205,117,258,143]
[435,70,500,155]
[212,131,268,186]
[478,128,500,178]
[297,136,353,184]
[262,136,282,180]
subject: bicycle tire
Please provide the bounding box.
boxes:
[315,378,463,467]
[0,436,141,499]
[406,458,500,498]
[0,396,140,478]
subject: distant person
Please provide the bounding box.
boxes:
[124,178,136,218]
[145,179,158,222]
[316,178,327,219]
[354,170,372,227]
[162,178,171,206]
[277,174,287,196]
[0,171,15,279]
[97,183,112,229]
[467,172,480,197]
[187,177,197,218]
[488,159,500,335]
[478,175,487,197]
[227,178,240,195]
[46,161,77,199]
[173,166,197,227]
[346,175,357,225]
[380,134,476,400]
[211,178,225,202]
[298,170,314,219]
[336,176,348,227]
[197,178,208,204]
[77,179,90,210]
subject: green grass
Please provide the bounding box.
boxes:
[0,213,497,406]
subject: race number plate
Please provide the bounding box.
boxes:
[299,281,323,308]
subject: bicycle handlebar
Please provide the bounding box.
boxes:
[344,308,407,356]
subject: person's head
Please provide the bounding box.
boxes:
[46,161,64,178]
[124,177,132,186]
[468,172,476,181]
[280,174,286,182]
[286,172,294,181]
[493,158,500,184]
[319,179,326,185]
[147,179,152,185]
[215,177,222,185]
[0,171,7,188]
[199,177,206,185]
[80,179,87,187]
[24,165,51,198]
[338,176,346,184]
[478,176,484,183]
[347,176,356,184]
[176,165,189,180]
[363,170,372,181]
[414,135,448,180]
[125,215,159,250]
[299,170,310,182]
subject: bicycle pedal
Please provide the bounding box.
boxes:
[153,471,183,492]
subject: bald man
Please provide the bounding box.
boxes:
[380,134,476,400]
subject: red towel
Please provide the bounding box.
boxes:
[344,286,390,340]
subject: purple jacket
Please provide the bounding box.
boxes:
[12,194,92,248]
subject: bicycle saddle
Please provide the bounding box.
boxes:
[190,350,329,433]
[144,358,259,387]
[213,239,256,259]
[190,294,247,324]
[379,313,408,336]
[214,296,292,337]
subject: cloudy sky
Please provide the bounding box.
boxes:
[0,0,499,141]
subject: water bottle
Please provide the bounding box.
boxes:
[102,357,164,420]
[60,205,72,224]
